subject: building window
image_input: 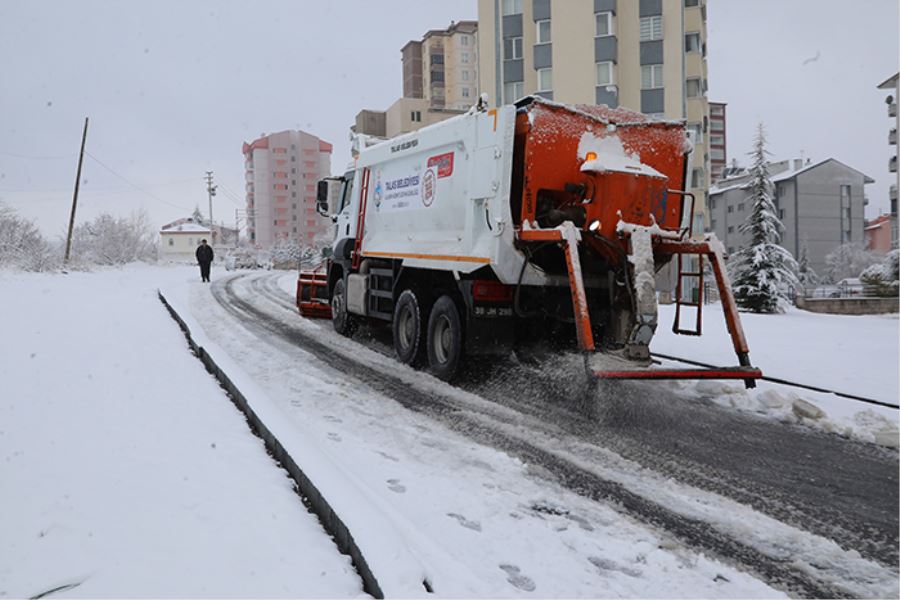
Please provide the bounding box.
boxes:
[727,205,734,213]
[639,16,663,42]
[504,81,524,103]
[688,122,702,144]
[691,168,705,189]
[738,202,745,211]
[167,238,174,247]
[686,77,702,98]
[411,111,422,122]
[596,61,614,86]
[536,20,551,44]
[685,0,700,6]
[711,148,725,160]
[462,87,470,98]
[641,64,663,89]
[462,70,470,81]
[841,184,851,241]
[502,0,522,15]
[504,36,523,60]
[779,209,785,219]
[685,32,701,53]
[710,134,724,146]
[595,11,614,37]
[462,52,469,63]
[461,35,469,46]
[728,246,735,254]
[710,218,716,229]
[537,68,552,92]
[727,225,734,234]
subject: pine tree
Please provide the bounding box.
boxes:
[796,239,819,289]
[728,123,799,312]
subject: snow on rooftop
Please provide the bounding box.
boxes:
[160,222,210,233]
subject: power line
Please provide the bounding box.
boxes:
[84,151,191,211]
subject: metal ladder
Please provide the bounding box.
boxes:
[673,253,704,336]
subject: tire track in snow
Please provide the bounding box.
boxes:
[209,272,896,598]
[254,272,899,571]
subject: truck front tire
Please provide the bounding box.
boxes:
[427,295,463,381]
[393,289,427,366]
[332,278,357,336]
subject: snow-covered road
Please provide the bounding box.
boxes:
[3,265,896,598]
[191,269,897,598]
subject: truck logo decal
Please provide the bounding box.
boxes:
[421,168,437,207]
[427,152,454,178]
[373,171,383,208]
[390,139,418,153]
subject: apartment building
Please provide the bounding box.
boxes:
[877,72,898,249]
[709,101,727,181]
[355,21,479,139]
[477,0,711,234]
[242,130,333,250]
[708,158,873,276]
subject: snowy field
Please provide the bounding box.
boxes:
[2,264,897,598]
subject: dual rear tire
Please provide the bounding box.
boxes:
[392,290,462,381]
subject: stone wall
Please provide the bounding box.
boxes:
[796,297,899,315]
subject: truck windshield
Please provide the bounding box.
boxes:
[339,171,354,212]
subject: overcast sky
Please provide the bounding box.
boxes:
[1,0,897,239]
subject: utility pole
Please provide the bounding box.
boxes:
[205,171,217,243]
[64,117,89,264]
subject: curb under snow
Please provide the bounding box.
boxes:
[157,289,435,599]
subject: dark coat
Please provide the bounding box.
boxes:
[196,244,214,264]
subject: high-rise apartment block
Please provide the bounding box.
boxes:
[355,21,479,139]
[708,101,727,181]
[242,130,333,249]
[877,72,898,249]
[477,0,711,233]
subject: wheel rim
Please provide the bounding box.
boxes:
[433,315,452,364]
[332,289,344,323]
[398,306,413,350]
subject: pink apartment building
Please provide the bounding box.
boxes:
[242,130,333,249]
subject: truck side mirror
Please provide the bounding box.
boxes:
[316,180,330,216]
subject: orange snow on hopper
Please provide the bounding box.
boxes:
[297,264,331,319]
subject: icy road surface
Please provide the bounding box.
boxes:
[187,270,897,598]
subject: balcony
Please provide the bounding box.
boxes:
[890,128,897,145]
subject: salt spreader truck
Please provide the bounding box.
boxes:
[298,96,761,386]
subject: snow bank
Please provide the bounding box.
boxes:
[654,302,899,445]
[0,265,363,598]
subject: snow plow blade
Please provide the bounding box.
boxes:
[297,267,332,319]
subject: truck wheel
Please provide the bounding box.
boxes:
[427,295,463,381]
[332,278,357,336]
[393,289,427,366]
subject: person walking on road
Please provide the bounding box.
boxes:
[196,239,214,282]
